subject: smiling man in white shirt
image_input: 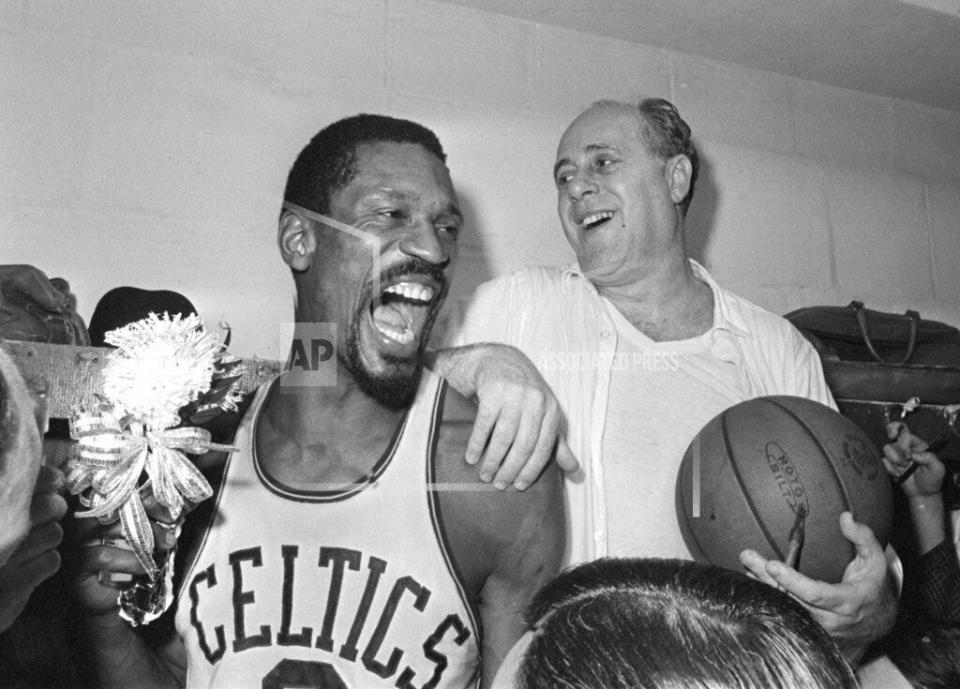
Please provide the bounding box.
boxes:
[449,97,896,664]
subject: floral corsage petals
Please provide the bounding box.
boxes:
[66,312,242,625]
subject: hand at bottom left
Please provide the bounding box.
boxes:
[0,465,69,633]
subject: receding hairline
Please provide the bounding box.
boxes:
[588,99,659,150]
[557,100,660,160]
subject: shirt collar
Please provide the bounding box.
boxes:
[563,259,750,338]
[688,259,750,338]
[560,263,592,295]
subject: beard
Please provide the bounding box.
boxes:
[354,361,422,409]
[345,332,423,409]
[344,259,447,409]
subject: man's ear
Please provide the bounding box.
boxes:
[278,211,316,271]
[665,154,692,206]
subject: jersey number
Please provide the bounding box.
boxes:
[263,659,348,689]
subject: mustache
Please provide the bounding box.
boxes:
[377,259,448,292]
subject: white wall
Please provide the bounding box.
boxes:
[3,0,959,359]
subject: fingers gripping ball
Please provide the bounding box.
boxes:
[675,396,893,583]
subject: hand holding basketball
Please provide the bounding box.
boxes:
[739,511,896,662]
[676,396,893,583]
[675,395,898,663]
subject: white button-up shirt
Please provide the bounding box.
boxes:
[451,260,836,564]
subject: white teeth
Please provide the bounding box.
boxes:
[383,282,435,303]
[581,211,614,227]
[374,322,415,344]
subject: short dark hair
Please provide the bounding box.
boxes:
[517,558,857,689]
[283,114,447,216]
[639,98,698,217]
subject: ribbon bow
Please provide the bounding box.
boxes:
[67,398,233,580]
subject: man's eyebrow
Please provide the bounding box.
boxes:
[374,188,415,202]
[553,158,570,180]
[371,188,463,220]
[442,202,464,222]
[553,144,620,179]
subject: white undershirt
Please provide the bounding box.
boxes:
[601,298,747,558]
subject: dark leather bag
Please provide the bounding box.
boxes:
[786,300,960,365]
[0,265,89,345]
[785,301,960,404]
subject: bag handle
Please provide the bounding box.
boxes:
[850,300,919,363]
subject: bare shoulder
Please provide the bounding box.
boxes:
[434,385,564,520]
[433,385,565,596]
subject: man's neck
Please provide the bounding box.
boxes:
[257,366,408,488]
[595,253,714,342]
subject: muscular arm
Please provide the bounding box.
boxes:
[475,478,565,681]
[435,389,565,688]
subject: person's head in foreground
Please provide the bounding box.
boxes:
[514,557,857,689]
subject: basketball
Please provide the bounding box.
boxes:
[675,395,893,583]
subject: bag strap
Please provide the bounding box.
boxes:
[850,301,919,363]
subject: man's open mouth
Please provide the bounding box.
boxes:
[579,210,615,231]
[369,279,440,348]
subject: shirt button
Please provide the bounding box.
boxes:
[600,329,612,339]
[711,333,738,361]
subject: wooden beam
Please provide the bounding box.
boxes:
[0,339,284,419]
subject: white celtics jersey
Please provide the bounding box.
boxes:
[175,371,480,689]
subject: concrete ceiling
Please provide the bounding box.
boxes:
[436,0,960,112]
